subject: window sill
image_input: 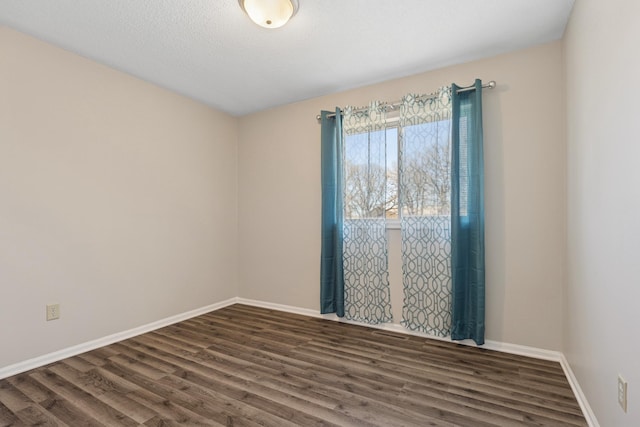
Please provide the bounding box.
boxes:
[386,219,401,230]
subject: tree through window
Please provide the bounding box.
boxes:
[343,120,452,221]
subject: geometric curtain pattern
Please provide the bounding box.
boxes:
[343,101,387,135]
[342,102,393,324]
[399,87,451,127]
[343,219,393,324]
[399,88,453,336]
[400,216,451,336]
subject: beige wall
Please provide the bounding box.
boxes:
[0,27,238,368]
[564,0,640,424]
[238,42,566,351]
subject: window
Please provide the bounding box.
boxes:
[343,119,452,223]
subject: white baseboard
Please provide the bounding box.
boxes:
[0,297,238,380]
[237,297,562,359]
[236,297,598,426]
[0,296,598,427]
[559,354,600,427]
[236,297,320,318]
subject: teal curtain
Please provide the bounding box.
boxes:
[451,79,485,345]
[320,109,345,316]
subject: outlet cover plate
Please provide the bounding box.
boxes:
[46,303,60,321]
[618,374,628,412]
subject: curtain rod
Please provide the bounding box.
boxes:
[316,80,496,121]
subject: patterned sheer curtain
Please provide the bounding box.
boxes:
[342,102,393,324]
[399,88,453,336]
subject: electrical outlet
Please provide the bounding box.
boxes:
[618,375,628,412]
[46,303,60,321]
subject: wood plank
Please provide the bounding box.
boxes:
[30,369,138,426]
[0,400,22,427]
[14,404,66,427]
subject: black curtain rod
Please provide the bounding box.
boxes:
[316,80,496,121]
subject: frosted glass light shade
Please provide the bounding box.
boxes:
[239,0,297,29]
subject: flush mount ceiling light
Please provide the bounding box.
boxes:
[238,0,299,29]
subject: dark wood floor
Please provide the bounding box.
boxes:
[0,304,586,426]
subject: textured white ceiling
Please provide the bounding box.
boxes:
[0,0,574,116]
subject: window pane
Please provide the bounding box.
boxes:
[344,127,398,220]
[401,120,451,217]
